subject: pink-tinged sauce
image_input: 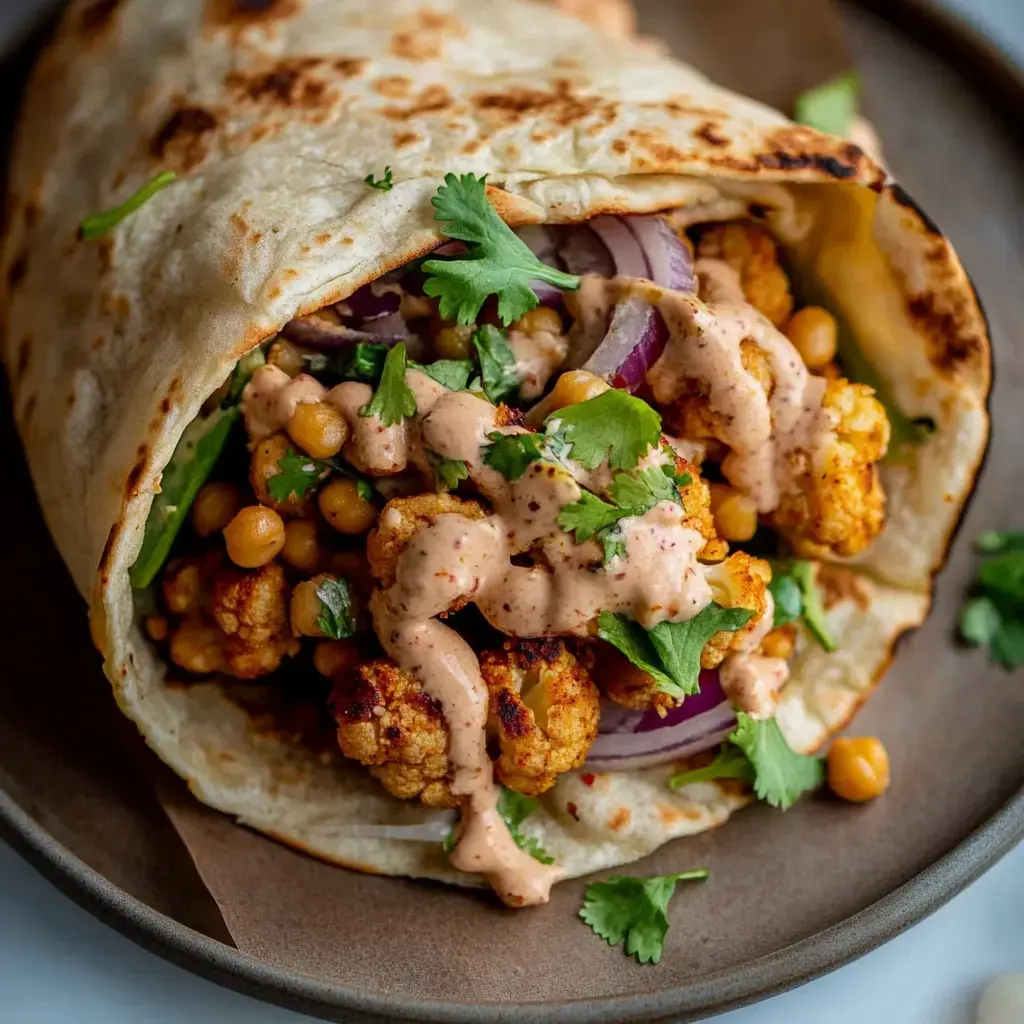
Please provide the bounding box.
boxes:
[238,262,823,903]
[507,328,569,400]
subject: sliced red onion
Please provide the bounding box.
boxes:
[585,670,737,772]
[565,215,694,391]
[339,283,401,322]
[626,216,697,295]
[557,225,615,278]
[361,311,408,337]
[517,225,557,264]
[282,316,409,349]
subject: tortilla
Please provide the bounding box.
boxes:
[0,0,989,887]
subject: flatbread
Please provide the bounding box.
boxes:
[1,0,988,887]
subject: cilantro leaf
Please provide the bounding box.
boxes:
[769,572,803,629]
[794,71,860,137]
[976,531,1024,554]
[609,465,683,512]
[959,596,1002,647]
[730,714,824,810]
[596,612,681,696]
[646,605,754,697]
[483,431,544,481]
[364,166,393,191]
[80,171,176,240]
[267,448,329,503]
[410,358,474,391]
[361,342,416,425]
[579,870,708,965]
[668,745,755,789]
[547,388,661,471]
[316,578,356,639]
[771,561,835,651]
[430,453,469,492]
[422,173,580,325]
[600,527,628,564]
[958,536,1024,670]
[557,492,631,543]
[471,325,521,404]
[334,342,390,383]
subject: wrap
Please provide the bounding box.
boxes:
[1,0,989,888]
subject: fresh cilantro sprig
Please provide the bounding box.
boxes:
[667,716,822,810]
[443,787,553,864]
[316,578,356,639]
[410,358,474,391]
[730,714,824,809]
[558,464,692,562]
[598,604,753,699]
[267,448,330,503]
[422,173,580,325]
[668,745,755,790]
[959,530,1024,670]
[472,325,521,404]
[794,71,860,137]
[80,171,177,240]
[483,432,545,481]
[579,870,708,965]
[770,560,836,652]
[546,388,662,472]
[364,166,393,191]
[430,453,469,492]
[361,342,416,425]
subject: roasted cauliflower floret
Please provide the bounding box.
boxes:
[367,493,487,599]
[702,552,773,667]
[695,221,794,327]
[669,449,728,562]
[595,647,678,717]
[210,562,298,678]
[330,660,457,808]
[770,379,889,558]
[480,639,599,796]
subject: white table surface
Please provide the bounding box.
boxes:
[1,0,1022,1021]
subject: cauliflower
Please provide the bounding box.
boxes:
[330,659,457,808]
[670,449,728,562]
[480,639,599,796]
[770,379,889,557]
[696,221,793,327]
[210,562,299,679]
[596,552,772,714]
[367,493,487,596]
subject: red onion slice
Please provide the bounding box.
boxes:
[585,670,737,772]
[589,215,649,277]
[558,225,615,278]
[339,283,401,322]
[627,215,698,294]
[282,316,409,349]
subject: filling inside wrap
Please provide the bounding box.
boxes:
[130,180,908,907]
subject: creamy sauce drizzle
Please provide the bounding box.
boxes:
[239,274,809,902]
[507,328,569,400]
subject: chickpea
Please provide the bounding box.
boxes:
[319,478,378,535]
[760,624,796,661]
[313,638,361,678]
[512,306,563,336]
[709,483,759,542]
[250,433,309,514]
[291,573,336,637]
[223,505,286,568]
[192,481,242,538]
[144,614,169,643]
[527,370,609,426]
[326,549,369,582]
[281,519,321,573]
[400,293,434,321]
[267,338,305,378]
[162,560,201,615]
[286,401,348,460]
[828,736,891,802]
[434,323,474,360]
[786,306,838,371]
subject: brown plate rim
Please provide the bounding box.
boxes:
[1,1,1022,1021]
